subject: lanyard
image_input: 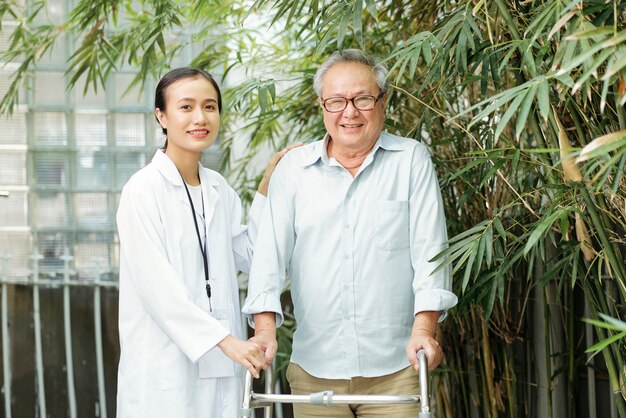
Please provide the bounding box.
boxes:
[180,174,212,312]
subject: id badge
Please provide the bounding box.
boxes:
[198,310,236,378]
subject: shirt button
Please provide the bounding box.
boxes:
[223,399,229,406]
[344,223,350,229]
[346,193,352,199]
[344,254,350,259]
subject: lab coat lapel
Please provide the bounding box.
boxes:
[200,170,219,230]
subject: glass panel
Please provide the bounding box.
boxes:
[0,112,27,145]
[35,192,69,227]
[75,193,108,227]
[76,150,109,188]
[0,232,31,278]
[34,72,66,105]
[75,113,107,146]
[115,73,145,106]
[0,71,26,107]
[74,232,111,275]
[115,113,146,146]
[33,152,69,186]
[38,34,66,67]
[34,0,64,23]
[115,152,145,187]
[0,151,27,185]
[37,232,68,272]
[0,27,13,54]
[34,112,68,145]
[0,190,27,226]
[74,77,107,107]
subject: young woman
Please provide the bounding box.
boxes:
[115,67,296,417]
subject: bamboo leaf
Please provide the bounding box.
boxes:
[336,8,350,48]
[577,130,626,162]
[352,0,363,48]
[537,80,550,122]
[462,242,478,293]
[479,158,506,189]
[565,26,614,40]
[515,85,537,139]
[524,208,574,255]
[554,110,583,182]
[548,9,576,39]
[485,273,499,317]
[572,48,614,94]
[258,85,267,112]
[494,92,525,140]
[603,48,626,80]
[493,217,508,242]
[476,233,485,277]
[585,331,626,356]
[364,0,377,20]
[485,223,493,267]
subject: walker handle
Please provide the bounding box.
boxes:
[240,351,431,418]
[417,349,431,417]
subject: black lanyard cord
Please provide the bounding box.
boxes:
[180,175,212,312]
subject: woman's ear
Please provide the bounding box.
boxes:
[155,108,167,130]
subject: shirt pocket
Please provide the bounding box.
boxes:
[373,200,410,251]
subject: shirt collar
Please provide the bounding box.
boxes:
[151,149,220,186]
[301,131,402,168]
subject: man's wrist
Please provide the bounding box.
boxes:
[255,327,276,336]
[412,328,435,338]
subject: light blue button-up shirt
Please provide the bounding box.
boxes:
[243,132,458,379]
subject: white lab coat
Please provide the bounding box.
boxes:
[116,150,264,418]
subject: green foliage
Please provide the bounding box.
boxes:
[2,0,626,416]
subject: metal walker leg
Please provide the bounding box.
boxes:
[240,349,432,418]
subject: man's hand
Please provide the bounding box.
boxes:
[249,329,278,368]
[257,143,304,196]
[405,332,443,372]
[251,312,278,367]
[217,335,265,378]
[406,310,443,372]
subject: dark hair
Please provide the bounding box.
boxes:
[154,67,222,149]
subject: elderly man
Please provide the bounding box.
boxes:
[243,49,458,417]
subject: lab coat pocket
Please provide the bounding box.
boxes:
[198,318,236,378]
[373,200,410,251]
[159,341,195,390]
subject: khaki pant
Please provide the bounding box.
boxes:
[286,363,421,418]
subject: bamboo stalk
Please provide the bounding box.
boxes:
[580,185,626,285]
[584,272,626,416]
[481,313,498,418]
[1,252,11,418]
[543,286,553,418]
[567,284,575,418]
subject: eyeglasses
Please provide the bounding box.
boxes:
[321,93,384,113]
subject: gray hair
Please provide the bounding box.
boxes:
[313,49,388,98]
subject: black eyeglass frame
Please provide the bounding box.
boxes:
[321,93,385,113]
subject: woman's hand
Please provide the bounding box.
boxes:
[257,143,303,196]
[217,335,266,378]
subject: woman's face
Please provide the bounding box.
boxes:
[155,76,220,156]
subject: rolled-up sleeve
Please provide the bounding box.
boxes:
[242,160,295,328]
[409,150,458,320]
[230,189,266,274]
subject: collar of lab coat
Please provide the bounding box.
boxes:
[152,149,221,227]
